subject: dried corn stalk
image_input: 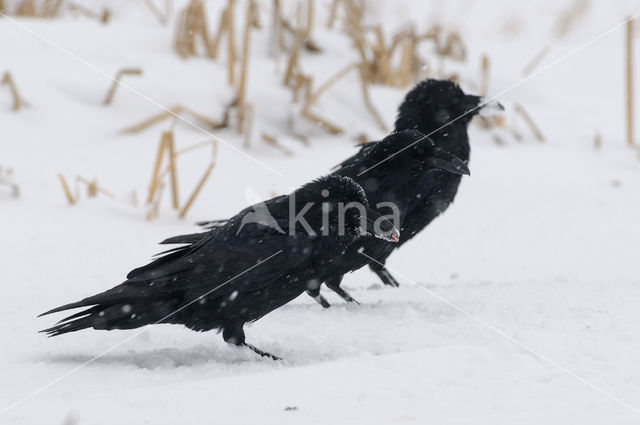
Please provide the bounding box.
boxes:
[514,103,545,142]
[147,131,179,206]
[141,0,172,25]
[146,131,219,219]
[522,0,589,76]
[436,31,466,62]
[58,174,76,204]
[121,104,226,134]
[58,174,115,205]
[593,132,602,150]
[1,72,27,111]
[16,0,37,16]
[103,68,143,105]
[235,0,255,135]
[339,3,460,88]
[174,0,214,59]
[0,166,19,197]
[283,21,303,86]
[300,62,387,133]
[262,133,293,156]
[480,55,490,96]
[521,46,549,77]
[14,0,64,17]
[209,0,237,84]
[626,17,634,146]
[41,0,64,17]
[284,0,321,52]
[69,3,110,23]
[553,0,589,38]
[268,0,282,59]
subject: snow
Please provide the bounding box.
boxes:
[2,0,640,423]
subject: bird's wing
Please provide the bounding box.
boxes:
[195,195,289,231]
[159,232,209,246]
[196,219,228,230]
[331,142,378,170]
[129,213,307,285]
[143,194,293,280]
[40,222,312,316]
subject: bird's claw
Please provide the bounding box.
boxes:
[243,343,281,360]
[326,284,360,304]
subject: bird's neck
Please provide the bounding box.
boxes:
[435,129,470,163]
[397,119,471,163]
[395,113,471,162]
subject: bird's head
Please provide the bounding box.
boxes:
[395,79,504,134]
[295,176,400,245]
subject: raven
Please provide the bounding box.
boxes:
[327,79,502,296]
[40,176,399,359]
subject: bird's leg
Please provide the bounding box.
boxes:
[369,262,400,287]
[325,275,359,304]
[242,343,281,361]
[306,285,331,309]
[223,323,281,360]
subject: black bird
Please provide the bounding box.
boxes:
[39,176,400,359]
[324,79,503,298]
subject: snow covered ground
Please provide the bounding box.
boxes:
[2,0,640,423]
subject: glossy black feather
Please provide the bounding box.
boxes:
[40,176,379,352]
[323,79,480,287]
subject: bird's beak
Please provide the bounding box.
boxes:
[464,95,504,117]
[365,209,400,243]
[425,148,471,176]
[477,97,504,117]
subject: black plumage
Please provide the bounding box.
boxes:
[323,79,501,297]
[308,124,472,305]
[39,176,398,359]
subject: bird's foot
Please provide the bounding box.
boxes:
[242,343,281,361]
[375,268,400,287]
[326,284,360,304]
[307,290,332,309]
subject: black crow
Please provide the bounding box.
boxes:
[327,79,502,295]
[39,176,399,359]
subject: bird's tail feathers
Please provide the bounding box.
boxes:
[40,297,182,337]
